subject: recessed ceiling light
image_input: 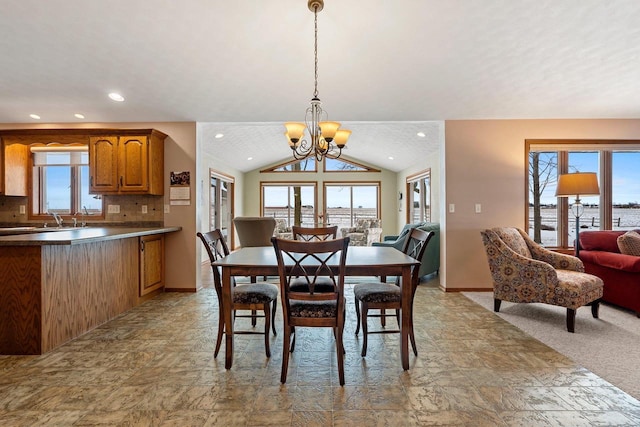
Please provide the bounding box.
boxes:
[29,114,41,120]
[74,113,85,119]
[417,132,426,138]
[215,133,224,139]
[247,157,253,161]
[108,92,125,102]
[388,156,394,160]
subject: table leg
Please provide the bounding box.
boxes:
[400,265,411,370]
[222,268,234,369]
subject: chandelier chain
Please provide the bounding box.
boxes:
[313,5,319,99]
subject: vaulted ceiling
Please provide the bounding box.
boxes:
[2,1,639,171]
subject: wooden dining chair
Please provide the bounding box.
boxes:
[197,229,278,358]
[271,236,350,386]
[353,228,434,357]
[292,225,338,241]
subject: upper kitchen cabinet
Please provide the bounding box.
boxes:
[0,136,30,197]
[89,129,166,195]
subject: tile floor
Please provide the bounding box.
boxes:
[1,270,639,426]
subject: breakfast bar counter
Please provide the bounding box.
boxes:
[0,226,181,354]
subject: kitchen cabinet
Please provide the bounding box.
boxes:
[139,234,164,296]
[0,138,29,196]
[89,129,166,195]
[0,227,179,354]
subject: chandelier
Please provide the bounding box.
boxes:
[284,0,351,162]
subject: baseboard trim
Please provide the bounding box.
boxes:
[164,287,197,293]
[442,287,493,293]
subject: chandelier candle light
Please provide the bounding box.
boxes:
[555,172,600,255]
[284,0,351,162]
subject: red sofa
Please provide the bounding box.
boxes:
[578,230,640,317]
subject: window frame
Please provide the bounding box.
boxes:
[323,181,381,229]
[29,145,104,221]
[260,181,318,227]
[405,169,431,223]
[525,139,640,249]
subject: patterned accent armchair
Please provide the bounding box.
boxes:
[480,227,604,332]
[340,219,383,246]
[274,219,293,240]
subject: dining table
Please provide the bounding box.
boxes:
[213,245,420,370]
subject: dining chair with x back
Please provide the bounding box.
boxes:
[271,236,350,386]
[353,227,434,357]
[197,229,278,358]
[291,225,338,242]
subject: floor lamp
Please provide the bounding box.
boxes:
[555,172,600,256]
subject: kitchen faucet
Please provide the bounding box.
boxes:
[74,209,87,227]
[50,212,64,228]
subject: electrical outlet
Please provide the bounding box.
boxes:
[19,205,26,214]
[164,204,170,214]
[448,204,455,213]
[141,205,148,214]
[107,205,120,214]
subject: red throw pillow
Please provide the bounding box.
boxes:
[617,231,640,256]
[580,231,624,253]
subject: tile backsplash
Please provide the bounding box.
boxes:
[0,194,164,226]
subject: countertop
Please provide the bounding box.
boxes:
[0,226,182,246]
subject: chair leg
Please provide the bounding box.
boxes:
[281,323,291,384]
[408,306,417,356]
[591,299,600,319]
[380,309,386,327]
[290,326,296,352]
[494,298,502,312]
[336,324,345,386]
[566,308,576,333]
[354,299,361,335]
[214,309,224,358]
[271,299,278,335]
[361,302,369,357]
[263,303,271,358]
[251,309,257,327]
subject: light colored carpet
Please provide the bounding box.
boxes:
[463,292,640,400]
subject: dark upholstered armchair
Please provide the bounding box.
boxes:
[373,222,440,277]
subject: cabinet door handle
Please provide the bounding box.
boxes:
[90,176,93,187]
[120,176,123,186]
[140,240,145,252]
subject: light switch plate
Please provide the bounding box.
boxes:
[448,204,455,213]
[475,203,482,213]
[141,205,148,214]
[107,205,120,214]
[19,205,26,214]
[164,204,170,214]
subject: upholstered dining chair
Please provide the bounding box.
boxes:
[480,227,604,332]
[353,228,433,357]
[271,236,350,386]
[197,230,278,358]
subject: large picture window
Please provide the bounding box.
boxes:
[527,140,640,249]
[324,182,380,232]
[31,145,102,219]
[261,182,317,227]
